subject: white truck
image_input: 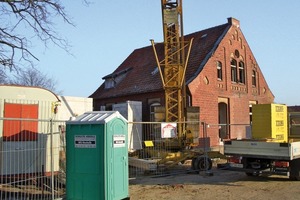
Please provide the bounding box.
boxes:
[223,112,300,180]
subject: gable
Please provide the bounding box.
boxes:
[185,18,274,106]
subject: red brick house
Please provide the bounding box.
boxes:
[90,18,274,147]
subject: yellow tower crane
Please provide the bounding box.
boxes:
[150,0,212,172]
[151,0,193,148]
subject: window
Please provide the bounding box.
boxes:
[234,50,240,58]
[231,59,238,82]
[104,78,115,89]
[231,50,247,84]
[217,61,222,80]
[151,66,159,75]
[149,103,161,140]
[238,61,245,84]
[103,67,132,89]
[252,70,257,87]
[105,103,113,111]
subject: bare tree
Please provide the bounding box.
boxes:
[9,67,62,94]
[0,68,8,84]
[0,0,74,70]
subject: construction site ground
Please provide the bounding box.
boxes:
[129,160,300,200]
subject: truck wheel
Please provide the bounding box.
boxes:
[191,157,198,170]
[245,171,260,177]
[289,176,300,181]
[289,172,300,181]
[289,159,300,181]
[195,156,212,171]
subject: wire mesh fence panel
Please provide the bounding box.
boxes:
[0,117,66,200]
[128,121,208,179]
[0,114,252,199]
[127,121,253,179]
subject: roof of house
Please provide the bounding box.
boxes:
[288,106,300,112]
[90,18,233,99]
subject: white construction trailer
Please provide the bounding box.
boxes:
[0,85,61,177]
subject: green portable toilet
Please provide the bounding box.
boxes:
[66,111,129,200]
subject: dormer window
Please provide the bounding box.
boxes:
[151,66,159,75]
[103,67,132,89]
[201,34,207,38]
[104,78,115,89]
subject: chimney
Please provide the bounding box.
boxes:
[228,17,240,28]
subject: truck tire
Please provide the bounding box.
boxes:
[289,176,300,181]
[194,156,212,171]
[245,171,260,176]
[191,157,198,170]
[289,158,300,181]
[245,172,253,176]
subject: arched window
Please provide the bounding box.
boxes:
[252,70,257,87]
[239,61,245,84]
[231,59,238,82]
[231,49,247,84]
[217,61,222,80]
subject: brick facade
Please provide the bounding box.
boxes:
[188,18,274,147]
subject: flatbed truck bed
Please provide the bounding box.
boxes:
[223,139,300,180]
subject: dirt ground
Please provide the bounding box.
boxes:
[129,165,300,200]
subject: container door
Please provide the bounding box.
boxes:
[3,103,39,175]
[106,119,129,200]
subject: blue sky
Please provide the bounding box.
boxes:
[33,1,300,106]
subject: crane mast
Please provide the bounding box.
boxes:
[152,0,193,145]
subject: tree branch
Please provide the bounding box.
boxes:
[0,0,74,70]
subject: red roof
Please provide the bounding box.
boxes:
[90,20,230,99]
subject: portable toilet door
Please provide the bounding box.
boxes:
[66,111,129,200]
[106,116,129,200]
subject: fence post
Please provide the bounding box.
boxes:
[50,118,55,200]
[201,122,209,172]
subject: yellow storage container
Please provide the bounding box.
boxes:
[252,104,288,142]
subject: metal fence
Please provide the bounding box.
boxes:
[0,117,66,200]
[127,121,213,178]
[0,117,255,199]
[127,121,264,179]
[0,118,205,199]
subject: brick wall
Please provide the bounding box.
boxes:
[188,19,274,147]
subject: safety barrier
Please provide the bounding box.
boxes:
[127,121,211,178]
[0,117,256,199]
[0,117,66,200]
